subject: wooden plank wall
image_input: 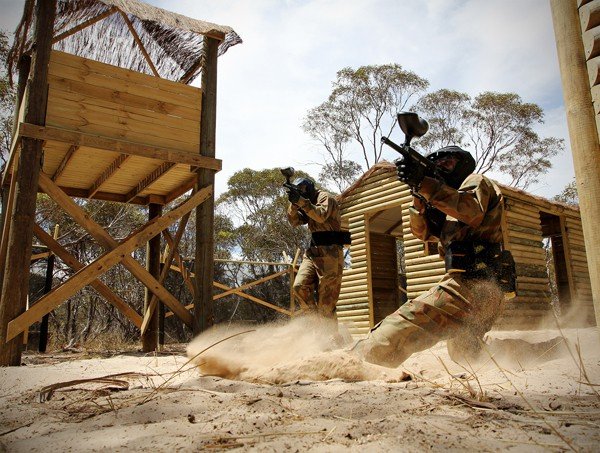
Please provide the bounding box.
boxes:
[340,165,595,334]
[46,51,202,154]
[563,215,595,324]
[580,0,600,140]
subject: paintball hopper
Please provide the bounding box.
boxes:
[280,167,295,182]
[397,112,429,146]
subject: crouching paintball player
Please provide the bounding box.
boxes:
[281,169,350,319]
[351,112,516,367]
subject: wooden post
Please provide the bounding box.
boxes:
[39,225,59,353]
[142,203,162,352]
[0,0,56,366]
[0,55,31,301]
[194,37,219,334]
[551,0,600,328]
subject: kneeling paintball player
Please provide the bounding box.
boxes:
[352,112,516,367]
[281,169,350,319]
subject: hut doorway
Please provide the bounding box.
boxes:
[367,207,407,324]
[539,211,572,312]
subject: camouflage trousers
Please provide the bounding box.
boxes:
[293,245,344,319]
[356,273,504,368]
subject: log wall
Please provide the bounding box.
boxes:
[339,164,595,337]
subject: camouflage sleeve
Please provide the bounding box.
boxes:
[287,203,308,226]
[295,192,334,223]
[417,174,494,229]
[408,198,435,241]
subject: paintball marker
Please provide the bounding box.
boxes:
[382,112,447,233]
[381,112,443,191]
[280,167,302,203]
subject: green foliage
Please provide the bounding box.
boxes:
[303,64,429,191]
[553,179,578,207]
[217,167,313,261]
[1,29,15,171]
[415,90,563,189]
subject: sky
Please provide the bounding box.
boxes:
[0,0,574,199]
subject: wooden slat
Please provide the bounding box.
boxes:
[117,9,160,78]
[88,154,131,197]
[6,185,211,340]
[18,123,221,170]
[32,223,142,328]
[48,57,200,110]
[37,172,204,326]
[126,162,175,202]
[51,145,79,182]
[50,50,201,98]
[52,7,118,44]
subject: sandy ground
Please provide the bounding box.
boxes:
[0,318,599,452]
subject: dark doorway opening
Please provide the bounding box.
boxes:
[539,211,571,313]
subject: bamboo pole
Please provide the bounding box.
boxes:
[551,0,600,329]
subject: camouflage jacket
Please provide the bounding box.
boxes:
[409,174,504,257]
[287,190,341,233]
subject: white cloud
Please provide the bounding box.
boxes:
[2,0,574,197]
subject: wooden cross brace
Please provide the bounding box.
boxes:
[5,173,211,341]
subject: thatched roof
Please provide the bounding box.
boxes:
[9,0,242,84]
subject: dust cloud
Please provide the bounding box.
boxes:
[186,315,409,384]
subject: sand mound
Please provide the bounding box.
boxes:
[187,315,410,383]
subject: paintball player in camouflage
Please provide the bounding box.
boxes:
[352,145,515,367]
[286,177,349,319]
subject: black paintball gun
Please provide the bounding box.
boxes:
[381,111,443,190]
[280,167,302,203]
[382,112,446,233]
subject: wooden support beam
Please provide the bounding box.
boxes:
[194,36,219,334]
[141,212,191,334]
[142,203,161,352]
[52,145,79,182]
[551,0,600,327]
[213,270,289,300]
[37,172,202,328]
[165,269,293,317]
[88,154,130,198]
[6,187,210,341]
[32,223,143,329]
[164,175,197,204]
[17,123,222,170]
[126,162,174,203]
[117,9,161,78]
[163,230,195,296]
[52,7,118,44]
[0,0,56,366]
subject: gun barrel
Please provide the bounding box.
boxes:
[381,136,408,156]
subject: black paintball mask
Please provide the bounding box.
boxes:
[293,177,317,203]
[427,146,476,189]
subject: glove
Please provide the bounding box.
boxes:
[395,158,425,189]
[288,189,300,203]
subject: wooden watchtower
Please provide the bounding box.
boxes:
[0,0,241,365]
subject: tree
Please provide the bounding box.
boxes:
[217,167,312,262]
[415,90,564,189]
[303,64,429,191]
[0,29,15,171]
[554,179,578,206]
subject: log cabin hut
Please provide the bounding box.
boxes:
[336,162,595,337]
[0,0,241,365]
